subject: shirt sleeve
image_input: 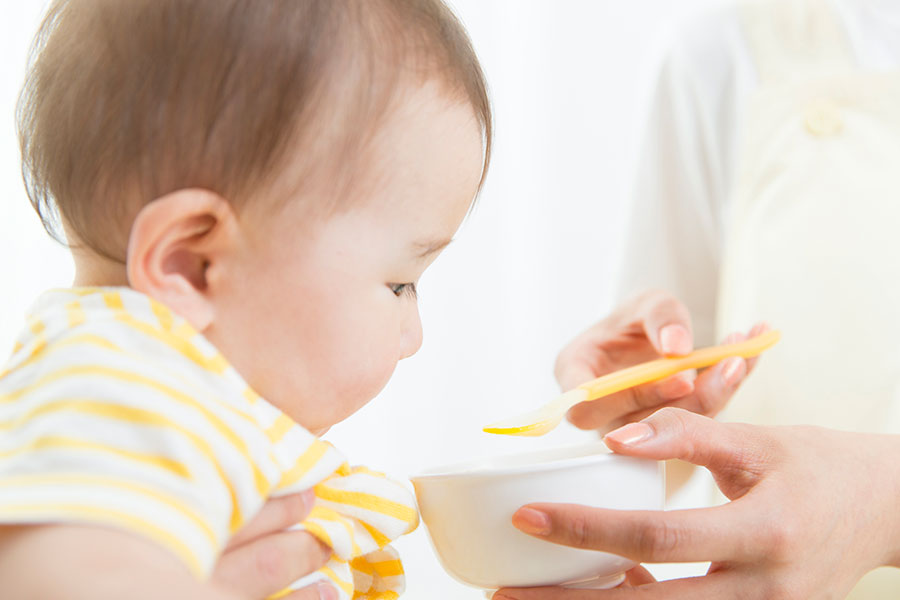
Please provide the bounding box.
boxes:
[0,342,271,578]
[615,6,755,346]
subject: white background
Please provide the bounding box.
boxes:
[0,1,727,597]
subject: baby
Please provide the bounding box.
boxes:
[0,0,490,598]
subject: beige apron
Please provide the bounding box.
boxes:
[717,0,900,595]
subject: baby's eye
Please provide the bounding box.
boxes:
[389,283,418,298]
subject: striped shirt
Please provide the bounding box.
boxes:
[0,287,418,600]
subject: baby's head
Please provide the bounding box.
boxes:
[18,0,491,432]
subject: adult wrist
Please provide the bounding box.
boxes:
[854,432,900,571]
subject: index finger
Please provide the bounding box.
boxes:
[633,292,694,357]
[227,490,315,549]
[511,502,759,564]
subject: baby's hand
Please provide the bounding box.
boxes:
[555,289,765,434]
[212,491,336,600]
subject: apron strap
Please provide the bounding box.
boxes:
[738,0,856,84]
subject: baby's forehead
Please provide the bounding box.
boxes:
[266,78,481,212]
[256,90,481,250]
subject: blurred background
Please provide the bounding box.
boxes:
[0,1,730,597]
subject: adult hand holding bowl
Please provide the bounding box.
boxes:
[411,444,664,592]
[494,408,900,600]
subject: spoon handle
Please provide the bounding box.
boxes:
[575,330,781,403]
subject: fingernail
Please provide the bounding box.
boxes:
[605,422,654,446]
[317,582,338,600]
[512,507,551,536]
[720,357,744,387]
[660,324,690,356]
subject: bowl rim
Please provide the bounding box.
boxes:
[409,441,649,482]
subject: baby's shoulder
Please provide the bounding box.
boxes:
[1,288,245,431]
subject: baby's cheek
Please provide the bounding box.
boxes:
[339,360,399,418]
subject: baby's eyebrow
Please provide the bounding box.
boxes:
[414,238,453,259]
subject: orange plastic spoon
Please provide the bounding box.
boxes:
[483,329,780,437]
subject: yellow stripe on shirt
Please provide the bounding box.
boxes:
[354,592,399,600]
[266,414,295,444]
[173,321,196,339]
[0,364,271,507]
[278,441,331,490]
[1,334,121,377]
[369,559,404,578]
[0,473,219,549]
[104,291,229,374]
[0,435,190,479]
[0,397,249,533]
[268,587,294,600]
[117,314,228,374]
[315,487,417,525]
[59,287,103,297]
[242,387,260,405]
[308,505,362,556]
[359,521,391,548]
[65,301,86,328]
[321,564,356,597]
[27,317,45,336]
[148,298,174,332]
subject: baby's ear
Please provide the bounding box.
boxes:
[127,189,239,331]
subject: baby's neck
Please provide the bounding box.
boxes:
[72,252,130,288]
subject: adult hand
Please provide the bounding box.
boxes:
[212,490,336,600]
[497,408,900,599]
[555,289,766,433]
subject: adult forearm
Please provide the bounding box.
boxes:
[888,434,900,568]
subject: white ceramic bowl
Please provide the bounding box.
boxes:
[411,443,664,591]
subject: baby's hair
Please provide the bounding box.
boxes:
[18,0,492,261]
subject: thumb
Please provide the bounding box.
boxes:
[285,582,339,600]
[602,407,767,477]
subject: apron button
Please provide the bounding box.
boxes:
[804,99,843,136]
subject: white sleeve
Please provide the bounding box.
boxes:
[615,6,756,346]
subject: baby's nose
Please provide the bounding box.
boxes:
[399,311,423,360]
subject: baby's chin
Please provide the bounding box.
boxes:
[277,376,393,435]
[301,398,377,436]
